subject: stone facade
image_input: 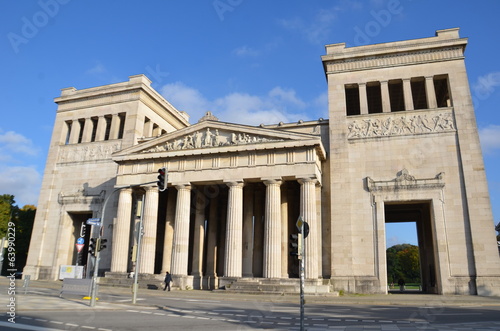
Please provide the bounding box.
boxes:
[24,28,500,296]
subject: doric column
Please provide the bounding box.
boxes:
[298,178,319,279]
[81,118,93,143]
[380,81,391,113]
[224,181,244,277]
[358,83,369,115]
[111,188,133,273]
[170,184,192,276]
[402,78,414,111]
[263,179,282,278]
[191,188,206,278]
[68,119,80,144]
[95,116,107,142]
[161,190,176,273]
[425,76,437,109]
[242,185,254,277]
[109,114,121,140]
[138,186,159,274]
[280,185,289,278]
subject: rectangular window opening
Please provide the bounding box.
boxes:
[434,75,451,108]
[90,117,98,142]
[104,115,112,141]
[65,121,72,145]
[345,84,361,116]
[77,119,85,144]
[118,113,126,139]
[411,78,428,110]
[367,82,382,114]
[388,80,405,112]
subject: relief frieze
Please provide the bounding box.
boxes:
[58,141,121,163]
[347,110,455,140]
[142,128,284,153]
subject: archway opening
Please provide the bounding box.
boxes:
[385,201,438,294]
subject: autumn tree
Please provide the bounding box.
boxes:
[386,244,421,284]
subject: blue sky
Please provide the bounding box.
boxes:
[1,1,499,247]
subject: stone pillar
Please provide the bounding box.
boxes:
[281,186,289,278]
[143,119,153,138]
[111,188,133,273]
[402,78,414,111]
[380,81,391,113]
[109,114,121,140]
[224,181,244,277]
[81,118,93,143]
[161,190,176,273]
[358,83,368,115]
[170,184,192,276]
[242,185,254,277]
[299,178,318,279]
[262,179,282,278]
[68,119,80,144]
[95,116,107,142]
[138,186,158,274]
[425,76,437,109]
[192,188,206,280]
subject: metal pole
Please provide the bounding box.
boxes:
[299,222,305,331]
[132,194,145,304]
[89,181,157,307]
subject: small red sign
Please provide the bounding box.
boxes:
[76,243,84,253]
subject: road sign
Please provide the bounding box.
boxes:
[76,237,84,245]
[76,243,84,253]
[86,218,101,226]
[296,216,303,230]
[296,216,310,239]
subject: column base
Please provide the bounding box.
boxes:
[330,276,384,294]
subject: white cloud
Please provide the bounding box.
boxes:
[278,3,362,44]
[160,81,319,126]
[472,72,500,99]
[0,130,38,156]
[0,166,41,207]
[479,125,500,154]
[232,45,260,57]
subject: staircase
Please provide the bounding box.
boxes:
[222,278,336,295]
[98,272,164,290]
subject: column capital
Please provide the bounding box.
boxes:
[297,177,318,185]
[224,180,244,188]
[143,185,159,192]
[175,183,192,190]
[262,178,282,186]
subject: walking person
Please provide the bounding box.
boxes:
[398,278,405,292]
[163,271,172,291]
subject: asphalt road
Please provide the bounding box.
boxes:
[2,279,500,330]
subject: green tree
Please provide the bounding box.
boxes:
[0,195,36,275]
[386,244,421,284]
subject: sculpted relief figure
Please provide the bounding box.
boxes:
[142,128,284,153]
[347,112,456,139]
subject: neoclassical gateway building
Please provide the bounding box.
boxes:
[25,28,500,295]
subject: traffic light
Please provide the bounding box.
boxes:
[98,238,107,252]
[290,233,302,258]
[89,238,97,256]
[130,245,138,262]
[157,167,167,192]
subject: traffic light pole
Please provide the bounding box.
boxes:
[299,222,305,331]
[89,180,157,307]
[132,194,145,304]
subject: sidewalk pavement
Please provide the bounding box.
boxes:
[3,277,500,312]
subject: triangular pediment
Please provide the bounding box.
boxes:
[113,120,322,159]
